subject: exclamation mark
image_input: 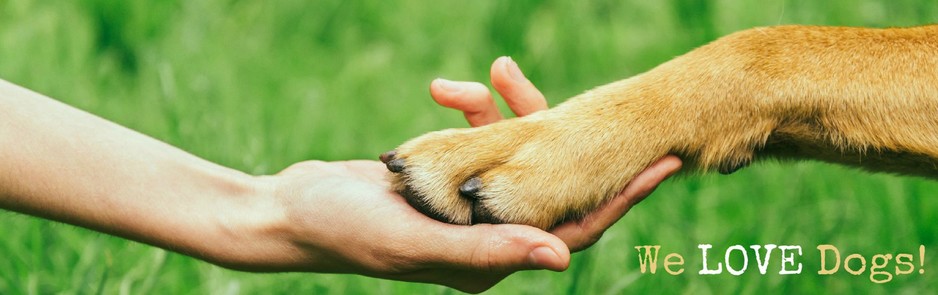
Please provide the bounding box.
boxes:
[920,245,926,274]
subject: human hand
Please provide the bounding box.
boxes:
[243,160,567,293]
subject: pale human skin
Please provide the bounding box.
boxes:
[0,57,681,293]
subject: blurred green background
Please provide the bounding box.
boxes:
[1,0,937,293]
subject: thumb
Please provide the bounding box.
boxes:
[426,224,571,272]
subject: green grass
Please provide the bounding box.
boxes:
[1,0,937,293]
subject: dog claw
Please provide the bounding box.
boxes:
[719,159,750,175]
[387,158,406,173]
[459,177,483,199]
[379,150,397,163]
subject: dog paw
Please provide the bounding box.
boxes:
[383,102,670,230]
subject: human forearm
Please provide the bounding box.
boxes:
[0,78,274,265]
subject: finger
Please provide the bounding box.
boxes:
[490,56,548,116]
[430,79,503,127]
[551,155,682,251]
[417,223,570,273]
[612,155,683,209]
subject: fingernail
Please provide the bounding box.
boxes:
[527,246,563,271]
[435,78,462,92]
[505,57,528,83]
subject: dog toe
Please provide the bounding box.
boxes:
[386,158,406,173]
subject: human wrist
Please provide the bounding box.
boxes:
[192,171,296,271]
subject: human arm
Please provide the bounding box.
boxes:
[0,76,565,293]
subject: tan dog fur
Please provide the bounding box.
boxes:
[386,25,938,230]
